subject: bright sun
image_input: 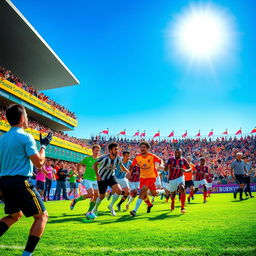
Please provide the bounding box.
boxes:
[170,4,233,62]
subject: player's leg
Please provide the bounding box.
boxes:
[126,182,138,210]
[92,180,108,214]
[0,211,23,237]
[169,179,178,211]
[130,184,148,217]
[179,183,186,213]
[245,176,253,197]
[117,184,130,211]
[187,181,194,203]
[108,183,122,216]
[88,187,99,212]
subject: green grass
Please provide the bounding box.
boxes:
[0,193,256,256]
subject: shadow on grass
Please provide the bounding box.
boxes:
[230,198,249,203]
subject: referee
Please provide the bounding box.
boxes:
[231,152,247,201]
[0,104,52,256]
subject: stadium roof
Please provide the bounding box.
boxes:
[0,0,79,91]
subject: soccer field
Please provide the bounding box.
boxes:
[0,193,255,256]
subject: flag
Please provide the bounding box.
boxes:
[153,132,160,138]
[235,129,242,135]
[195,130,201,137]
[133,131,139,137]
[182,131,187,138]
[251,128,256,133]
[117,130,126,135]
[222,129,228,135]
[168,131,174,137]
[208,129,213,137]
[140,131,146,137]
[99,130,108,134]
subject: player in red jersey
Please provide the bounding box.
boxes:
[165,149,191,213]
[126,165,140,210]
[194,158,209,203]
[129,142,164,217]
[206,172,214,197]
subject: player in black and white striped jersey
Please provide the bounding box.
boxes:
[92,142,130,216]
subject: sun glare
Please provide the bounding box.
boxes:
[169,4,234,63]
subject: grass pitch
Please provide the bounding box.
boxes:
[0,193,256,256]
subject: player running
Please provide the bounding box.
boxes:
[108,151,132,212]
[184,156,195,204]
[194,158,209,203]
[165,149,190,213]
[126,165,140,210]
[92,142,129,216]
[129,141,164,217]
[70,145,101,213]
[206,172,214,197]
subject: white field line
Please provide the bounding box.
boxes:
[0,244,255,252]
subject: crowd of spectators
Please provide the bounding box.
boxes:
[0,66,76,119]
[90,135,256,183]
[0,107,88,147]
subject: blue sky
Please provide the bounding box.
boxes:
[13,0,256,138]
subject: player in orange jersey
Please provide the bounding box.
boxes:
[129,141,164,217]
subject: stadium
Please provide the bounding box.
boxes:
[0,0,255,256]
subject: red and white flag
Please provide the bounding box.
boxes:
[182,131,187,138]
[99,129,109,134]
[208,129,213,137]
[140,131,146,137]
[195,130,201,137]
[235,129,242,135]
[251,128,256,133]
[153,132,160,138]
[117,130,126,136]
[222,129,228,135]
[133,131,139,137]
[168,131,174,137]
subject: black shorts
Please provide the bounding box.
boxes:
[0,176,46,217]
[98,176,118,195]
[235,175,245,185]
[36,180,45,190]
[185,180,194,188]
[70,182,77,189]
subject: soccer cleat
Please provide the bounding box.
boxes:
[192,196,194,200]
[240,198,245,201]
[203,200,208,203]
[181,208,186,213]
[233,193,237,199]
[245,193,249,197]
[117,204,121,212]
[250,195,254,198]
[70,199,76,210]
[147,204,153,213]
[188,197,191,204]
[130,210,136,217]
[125,204,129,210]
[108,205,116,216]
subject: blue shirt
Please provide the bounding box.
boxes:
[0,127,38,177]
[115,160,132,179]
[231,160,246,175]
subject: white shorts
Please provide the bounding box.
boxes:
[168,176,185,192]
[129,181,140,191]
[162,182,169,190]
[82,179,98,190]
[207,182,212,188]
[116,178,129,189]
[194,179,208,188]
[155,176,162,188]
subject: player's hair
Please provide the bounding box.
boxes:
[200,157,205,161]
[123,151,130,156]
[108,142,119,151]
[6,104,26,126]
[139,141,150,149]
[237,152,243,156]
[92,144,101,151]
[175,148,182,153]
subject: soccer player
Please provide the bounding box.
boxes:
[92,142,129,216]
[206,172,214,197]
[194,158,209,203]
[70,145,101,212]
[126,165,140,210]
[68,164,78,199]
[0,104,52,256]
[110,151,132,211]
[165,149,190,213]
[129,141,164,217]
[231,152,247,201]
[184,156,195,204]
[159,168,170,202]
[243,156,254,198]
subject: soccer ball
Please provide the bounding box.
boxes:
[85,211,96,220]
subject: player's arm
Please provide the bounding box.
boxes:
[231,167,235,178]
[93,161,101,181]
[129,157,137,172]
[182,159,191,172]
[120,164,129,173]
